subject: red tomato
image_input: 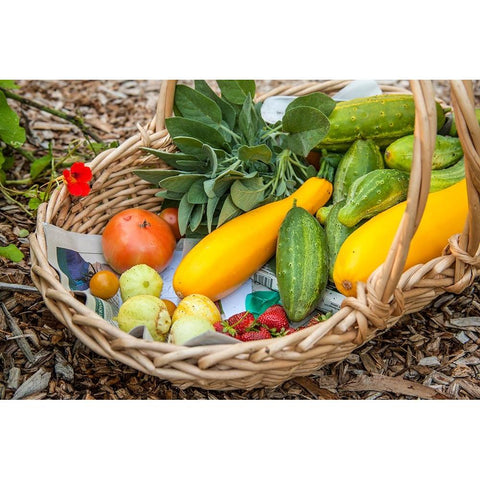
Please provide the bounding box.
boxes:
[102,208,176,274]
[159,207,181,240]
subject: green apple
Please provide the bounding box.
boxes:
[168,316,214,345]
[116,294,171,341]
[119,264,163,301]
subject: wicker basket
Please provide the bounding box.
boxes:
[29,80,480,391]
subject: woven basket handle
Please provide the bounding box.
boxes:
[152,80,177,132]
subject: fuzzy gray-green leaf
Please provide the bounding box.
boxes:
[174,84,222,127]
[218,194,242,226]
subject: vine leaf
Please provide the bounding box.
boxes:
[0,90,25,147]
[0,244,24,262]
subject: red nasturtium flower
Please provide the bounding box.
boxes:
[63,162,93,196]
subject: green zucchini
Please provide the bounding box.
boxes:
[333,139,384,204]
[317,94,446,152]
[429,157,465,192]
[276,205,328,322]
[385,134,463,171]
[325,200,357,282]
[338,169,410,227]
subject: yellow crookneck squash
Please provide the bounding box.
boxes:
[173,177,333,301]
[333,178,468,297]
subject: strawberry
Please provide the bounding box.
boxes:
[238,326,272,342]
[226,311,256,335]
[257,304,289,332]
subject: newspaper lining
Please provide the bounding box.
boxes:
[44,218,345,345]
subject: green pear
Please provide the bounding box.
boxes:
[168,316,214,345]
[116,294,171,341]
[119,264,163,301]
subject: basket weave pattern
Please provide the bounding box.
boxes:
[29,80,480,390]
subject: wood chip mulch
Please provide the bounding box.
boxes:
[1,79,480,400]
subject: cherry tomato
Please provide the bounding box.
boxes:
[102,208,176,274]
[159,207,181,240]
[89,270,120,299]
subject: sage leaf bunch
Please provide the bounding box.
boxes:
[135,81,334,236]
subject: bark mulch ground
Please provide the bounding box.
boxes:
[2,79,480,400]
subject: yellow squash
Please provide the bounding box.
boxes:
[173,177,333,301]
[333,178,468,297]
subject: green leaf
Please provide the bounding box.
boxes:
[30,145,53,180]
[0,90,25,147]
[155,190,185,200]
[166,117,230,151]
[17,228,29,238]
[174,84,222,126]
[217,80,256,105]
[28,197,42,210]
[206,195,221,232]
[187,179,208,204]
[238,144,272,164]
[0,80,20,89]
[0,244,24,262]
[141,147,199,169]
[189,203,205,232]
[170,136,205,156]
[194,80,237,128]
[135,168,181,185]
[218,194,242,226]
[202,144,219,177]
[238,94,258,145]
[285,92,336,117]
[230,177,265,211]
[178,194,195,236]
[159,173,206,193]
[282,106,330,157]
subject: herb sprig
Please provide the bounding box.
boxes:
[135,80,334,236]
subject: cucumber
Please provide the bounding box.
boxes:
[317,94,446,152]
[385,134,463,171]
[325,200,357,281]
[315,204,333,225]
[449,108,480,136]
[333,139,384,204]
[276,205,328,322]
[430,157,465,192]
[338,169,410,227]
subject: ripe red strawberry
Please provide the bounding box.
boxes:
[238,326,272,342]
[226,311,256,335]
[257,304,289,332]
[213,321,224,333]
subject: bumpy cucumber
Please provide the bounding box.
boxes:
[325,200,357,281]
[333,139,384,204]
[430,157,465,192]
[317,94,446,152]
[276,205,328,322]
[449,108,480,136]
[338,169,410,227]
[385,134,463,171]
[315,204,333,225]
